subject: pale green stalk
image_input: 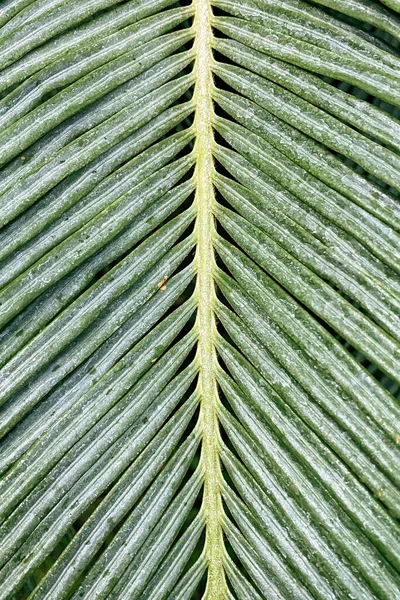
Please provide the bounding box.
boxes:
[193,0,226,596]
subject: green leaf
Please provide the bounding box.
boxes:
[0,0,399,598]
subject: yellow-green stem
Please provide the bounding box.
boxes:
[193,0,226,596]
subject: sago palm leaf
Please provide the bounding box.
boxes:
[0,0,399,597]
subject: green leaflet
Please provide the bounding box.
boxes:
[214,120,400,270]
[214,38,400,151]
[213,15,400,103]
[0,0,399,598]
[214,175,400,336]
[214,239,400,437]
[305,0,400,36]
[214,88,400,225]
[0,263,195,446]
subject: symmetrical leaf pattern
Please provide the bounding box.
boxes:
[0,0,399,598]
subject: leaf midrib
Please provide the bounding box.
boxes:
[193,0,226,596]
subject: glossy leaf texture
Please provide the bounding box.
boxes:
[0,0,399,598]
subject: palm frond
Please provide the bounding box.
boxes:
[0,0,399,598]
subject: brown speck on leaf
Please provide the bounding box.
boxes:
[157,276,168,290]
[395,435,400,444]
[378,490,383,499]
[20,156,25,161]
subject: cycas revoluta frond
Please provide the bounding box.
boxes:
[0,0,399,598]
